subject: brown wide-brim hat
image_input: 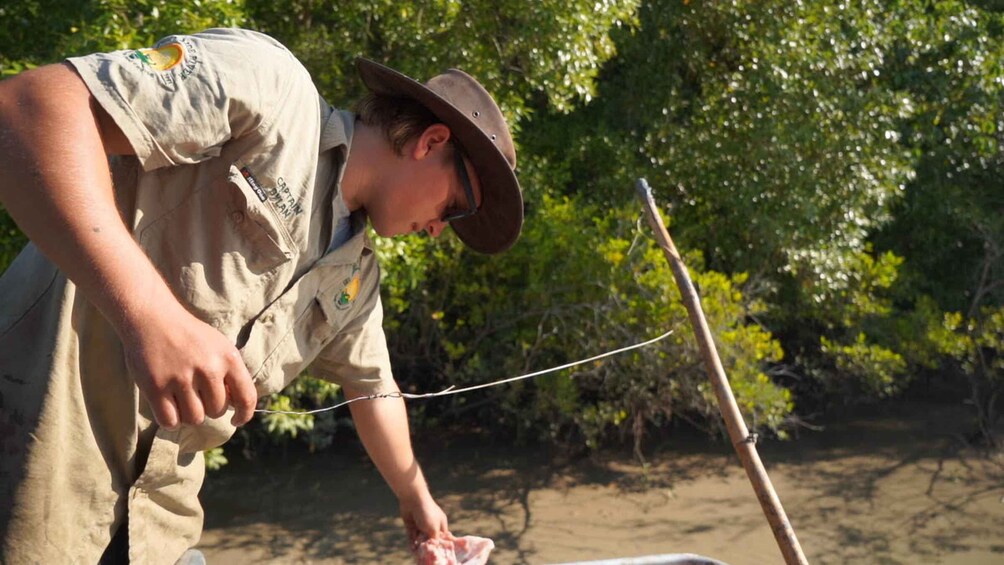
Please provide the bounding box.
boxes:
[355,58,523,255]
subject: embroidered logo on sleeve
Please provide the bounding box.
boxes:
[336,263,362,310]
[134,43,184,71]
[126,36,200,87]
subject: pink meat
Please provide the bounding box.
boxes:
[414,534,495,565]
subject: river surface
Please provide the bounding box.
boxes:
[198,401,1004,564]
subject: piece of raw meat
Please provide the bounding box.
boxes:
[413,534,495,565]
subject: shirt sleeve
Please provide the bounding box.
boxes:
[310,292,397,396]
[66,28,307,171]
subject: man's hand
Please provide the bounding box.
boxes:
[121,304,257,429]
[400,491,450,545]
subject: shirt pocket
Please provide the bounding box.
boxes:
[239,271,340,397]
[138,165,294,324]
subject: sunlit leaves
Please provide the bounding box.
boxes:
[243,0,639,125]
[0,0,247,71]
[820,333,907,398]
[377,193,793,449]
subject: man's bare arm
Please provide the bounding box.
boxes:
[344,383,449,542]
[0,63,256,428]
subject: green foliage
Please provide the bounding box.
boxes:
[974,309,1004,377]
[530,0,1003,431]
[257,376,345,452]
[875,0,1004,313]
[0,0,246,71]
[243,0,639,122]
[378,196,792,453]
[525,1,916,289]
[819,334,907,399]
[4,0,1003,456]
[785,247,912,402]
[0,204,27,273]
[799,248,903,329]
[928,306,1004,444]
[204,447,228,471]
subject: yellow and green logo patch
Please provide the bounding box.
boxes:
[336,263,362,310]
[134,43,184,71]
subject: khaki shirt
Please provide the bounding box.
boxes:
[0,28,395,564]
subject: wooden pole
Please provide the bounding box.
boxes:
[634,178,809,565]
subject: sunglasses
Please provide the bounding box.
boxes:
[442,142,479,223]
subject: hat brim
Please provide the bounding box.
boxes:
[355,58,523,254]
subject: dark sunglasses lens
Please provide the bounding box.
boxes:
[445,145,478,223]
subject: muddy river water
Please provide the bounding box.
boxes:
[198,401,1003,564]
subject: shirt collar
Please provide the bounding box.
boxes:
[319,103,369,265]
[317,103,364,265]
[317,212,372,267]
[319,103,355,153]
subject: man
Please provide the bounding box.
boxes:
[0,28,522,563]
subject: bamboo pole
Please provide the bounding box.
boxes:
[634,178,808,565]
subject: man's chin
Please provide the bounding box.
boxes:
[369,222,394,238]
[374,228,413,239]
[370,220,417,238]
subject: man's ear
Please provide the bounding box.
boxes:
[413,123,451,160]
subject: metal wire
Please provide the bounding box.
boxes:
[255,329,675,416]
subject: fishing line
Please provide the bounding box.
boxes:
[255,328,676,416]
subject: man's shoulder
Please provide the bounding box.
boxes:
[187,27,310,80]
[193,28,319,120]
[195,28,292,53]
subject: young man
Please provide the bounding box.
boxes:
[0,28,522,564]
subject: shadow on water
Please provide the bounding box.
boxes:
[199,400,1004,564]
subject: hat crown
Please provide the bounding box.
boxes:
[425,70,516,170]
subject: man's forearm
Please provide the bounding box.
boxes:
[345,385,432,503]
[346,384,450,540]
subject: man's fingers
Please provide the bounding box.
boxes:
[124,314,255,428]
[403,515,420,545]
[175,388,206,426]
[426,518,448,540]
[224,351,257,426]
[196,374,229,419]
[149,393,180,430]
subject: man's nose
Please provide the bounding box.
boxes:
[425,219,447,238]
